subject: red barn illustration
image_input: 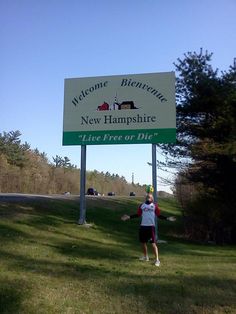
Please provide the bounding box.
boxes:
[97,102,110,111]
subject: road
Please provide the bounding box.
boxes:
[0,193,125,203]
[0,193,80,203]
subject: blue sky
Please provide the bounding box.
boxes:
[1,0,236,193]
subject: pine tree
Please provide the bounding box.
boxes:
[161,50,236,243]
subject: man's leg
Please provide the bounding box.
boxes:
[151,242,159,260]
[139,242,149,261]
[142,242,148,257]
[152,242,161,266]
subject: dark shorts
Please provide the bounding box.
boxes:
[139,226,156,243]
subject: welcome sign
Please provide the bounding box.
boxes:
[63,72,176,145]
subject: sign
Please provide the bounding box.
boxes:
[63,72,176,145]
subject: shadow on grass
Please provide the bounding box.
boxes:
[0,228,135,277]
[0,198,77,221]
[108,273,236,313]
[1,245,235,313]
[0,223,31,240]
[159,240,236,259]
[0,278,30,314]
[2,199,232,260]
[0,198,140,245]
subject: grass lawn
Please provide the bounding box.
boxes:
[0,195,235,314]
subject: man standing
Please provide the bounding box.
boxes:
[121,193,175,266]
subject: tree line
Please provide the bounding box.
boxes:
[161,49,236,244]
[0,130,145,196]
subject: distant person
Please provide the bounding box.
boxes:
[121,193,176,266]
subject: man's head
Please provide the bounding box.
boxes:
[145,193,154,204]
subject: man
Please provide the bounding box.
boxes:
[121,193,175,266]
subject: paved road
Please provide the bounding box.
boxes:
[0,193,124,203]
[0,193,80,203]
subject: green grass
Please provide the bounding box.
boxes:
[0,196,235,314]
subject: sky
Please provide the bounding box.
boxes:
[1,0,236,193]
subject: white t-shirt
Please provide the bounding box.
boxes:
[137,202,160,226]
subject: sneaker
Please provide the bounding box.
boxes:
[139,256,149,261]
[155,259,160,267]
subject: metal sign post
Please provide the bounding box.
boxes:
[78,145,87,224]
[152,144,157,203]
[152,143,158,240]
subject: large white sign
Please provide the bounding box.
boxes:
[63,72,176,145]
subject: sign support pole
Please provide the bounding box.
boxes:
[152,144,157,202]
[152,144,158,241]
[78,145,87,224]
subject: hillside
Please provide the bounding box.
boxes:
[0,195,235,314]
